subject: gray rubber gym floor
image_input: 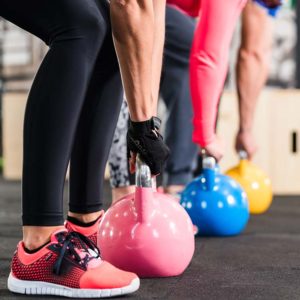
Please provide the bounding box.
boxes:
[0,178,300,300]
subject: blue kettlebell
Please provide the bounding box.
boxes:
[180,157,249,236]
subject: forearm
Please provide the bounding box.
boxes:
[236,50,261,132]
[236,65,260,133]
[190,24,225,148]
[190,0,246,147]
[236,2,273,132]
[110,0,155,121]
[151,0,166,115]
[236,36,269,133]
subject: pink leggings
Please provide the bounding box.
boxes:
[190,0,247,147]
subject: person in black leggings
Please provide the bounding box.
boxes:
[1,0,122,226]
[3,0,169,297]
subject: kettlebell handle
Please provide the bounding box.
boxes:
[201,155,216,191]
[200,149,216,169]
[135,155,152,188]
[238,150,248,160]
[202,156,216,170]
[135,155,154,224]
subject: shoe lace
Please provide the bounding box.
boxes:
[53,231,100,275]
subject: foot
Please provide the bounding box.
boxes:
[65,211,105,245]
[8,229,139,298]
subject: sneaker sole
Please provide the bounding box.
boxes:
[8,273,140,298]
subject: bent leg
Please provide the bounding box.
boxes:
[1,0,106,231]
[69,7,124,213]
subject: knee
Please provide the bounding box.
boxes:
[81,13,107,48]
[49,10,107,58]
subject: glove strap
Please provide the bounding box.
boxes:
[129,117,162,134]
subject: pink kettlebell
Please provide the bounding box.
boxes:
[98,157,195,277]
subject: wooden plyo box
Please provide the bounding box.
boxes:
[1,91,110,181]
[2,92,26,180]
[218,90,300,195]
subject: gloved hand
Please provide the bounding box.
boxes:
[127,117,170,176]
[259,0,282,8]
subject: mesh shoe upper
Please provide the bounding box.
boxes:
[11,229,137,289]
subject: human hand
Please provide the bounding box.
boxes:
[127,117,170,175]
[235,130,258,160]
[201,135,224,162]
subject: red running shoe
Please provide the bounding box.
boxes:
[65,211,105,245]
[8,229,139,298]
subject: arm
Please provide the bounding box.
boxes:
[235,1,273,159]
[190,0,246,160]
[110,0,155,121]
[151,0,166,116]
[110,0,169,175]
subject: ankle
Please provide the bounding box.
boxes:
[23,238,49,251]
[67,211,103,224]
[67,215,101,228]
[23,226,63,250]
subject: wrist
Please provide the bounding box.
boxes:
[238,127,253,134]
[129,117,161,134]
[130,113,154,122]
[129,98,155,122]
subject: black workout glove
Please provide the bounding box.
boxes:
[127,117,170,176]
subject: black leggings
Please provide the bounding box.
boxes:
[1,0,123,226]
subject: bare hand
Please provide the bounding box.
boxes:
[235,130,258,160]
[201,136,224,162]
